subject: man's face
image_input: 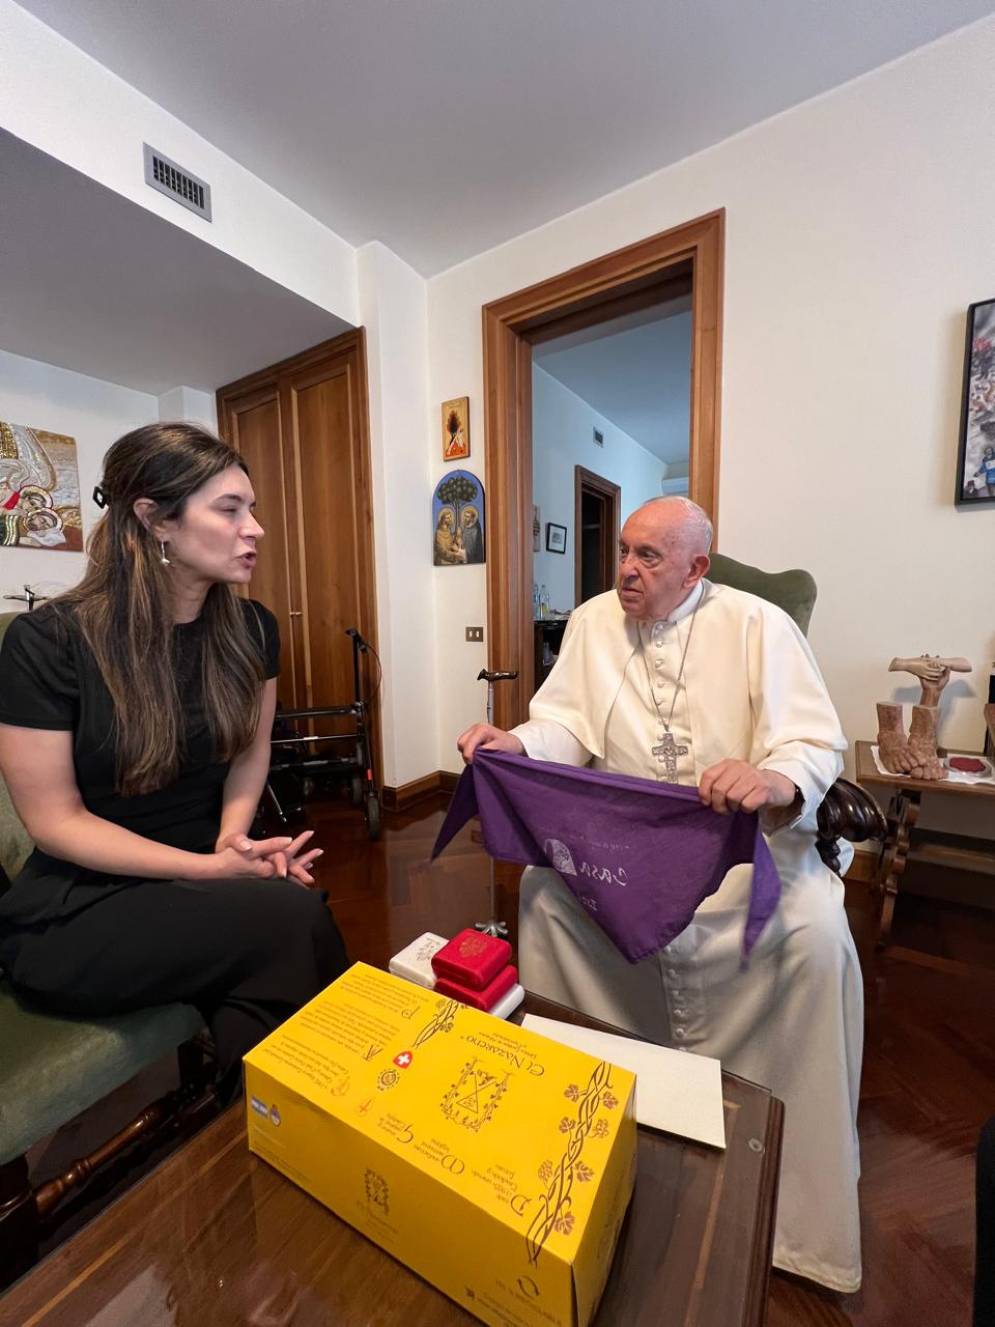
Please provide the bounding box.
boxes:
[617,505,709,620]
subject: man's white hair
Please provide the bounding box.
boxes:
[637,495,714,554]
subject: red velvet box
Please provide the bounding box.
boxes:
[431,928,512,990]
[435,964,518,1013]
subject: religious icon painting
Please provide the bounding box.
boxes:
[956,298,995,506]
[433,469,485,566]
[0,420,83,551]
[441,397,470,462]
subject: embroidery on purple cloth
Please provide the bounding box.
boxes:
[431,750,781,964]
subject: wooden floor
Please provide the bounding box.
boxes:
[23,789,995,1324]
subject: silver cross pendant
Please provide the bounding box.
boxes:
[652,731,688,781]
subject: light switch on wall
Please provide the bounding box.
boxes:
[465,627,484,642]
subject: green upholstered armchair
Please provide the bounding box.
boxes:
[707,554,887,872]
[0,611,214,1288]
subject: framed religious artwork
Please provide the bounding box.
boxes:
[545,522,567,554]
[441,397,470,463]
[432,469,485,566]
[0,420,83,551]
[956,297,995,506]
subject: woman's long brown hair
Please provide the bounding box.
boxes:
[58,422,264,796]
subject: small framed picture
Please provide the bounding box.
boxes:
[441,397,470,462]
[546,522,567,554]
[956,298,995,506]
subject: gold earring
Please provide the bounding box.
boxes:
[159,540,170,566]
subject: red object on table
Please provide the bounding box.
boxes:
[431,927,512,990]
[435,964,518,1012]
[948,756,987,773]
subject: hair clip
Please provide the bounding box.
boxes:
[92,484,108,508]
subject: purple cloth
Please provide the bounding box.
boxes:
[432,750,782,964]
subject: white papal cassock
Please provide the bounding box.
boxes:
[511,580,863,1293]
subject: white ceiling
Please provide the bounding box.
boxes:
[0,130,349,396]
[534,303,692,464]
[14,0,995,276]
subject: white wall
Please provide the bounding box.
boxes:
[357,242,438,789]
[0,0,358,326]
[429,15,995,775]
[0,348,158,606]
[156,387,217,433]
[532,366,664,612]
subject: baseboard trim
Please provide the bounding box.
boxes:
[381,770,459,811]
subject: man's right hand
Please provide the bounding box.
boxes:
[456,724,525,764]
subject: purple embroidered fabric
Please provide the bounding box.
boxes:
[432,750,782,964]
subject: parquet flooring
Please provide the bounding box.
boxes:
[21,790,995,1323]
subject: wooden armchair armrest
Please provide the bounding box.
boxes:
[816,777,888,874]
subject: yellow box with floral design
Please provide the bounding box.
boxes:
[244,962,637,1327]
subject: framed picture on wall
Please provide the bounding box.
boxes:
[441,397,470,462]
[956,297,995,506]
[432,469,485,565]
[546,522,567,554]
[0,420,83,551]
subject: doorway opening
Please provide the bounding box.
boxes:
[483,210,723,727]
[576,466,621,605]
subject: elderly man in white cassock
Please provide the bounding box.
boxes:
[458,496,862,1293]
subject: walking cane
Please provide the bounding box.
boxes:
[473,667,518,938]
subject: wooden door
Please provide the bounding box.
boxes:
[284,340,377,724]
[217,330,379,768]
[222,383,305,708]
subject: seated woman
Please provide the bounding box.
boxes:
[0,422,348,1102]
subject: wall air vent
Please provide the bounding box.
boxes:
[593,428,604,447]
[143,144,212,221]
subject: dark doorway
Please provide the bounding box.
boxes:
[575,466,621,605]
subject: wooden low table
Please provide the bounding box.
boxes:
[855,740,995,946]
[1,995,783,1327]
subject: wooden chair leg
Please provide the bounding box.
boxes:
[0,1154,38,1289]
[34,1038,221,1221]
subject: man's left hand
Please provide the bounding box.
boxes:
[698,760,797,815]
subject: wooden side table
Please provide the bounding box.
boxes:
[854,741,995,946]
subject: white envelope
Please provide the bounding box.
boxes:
[521,1014,726,1150]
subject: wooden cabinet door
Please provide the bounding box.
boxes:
[222,383,305,709]
[217,331,379,771]
[284,341,376,719]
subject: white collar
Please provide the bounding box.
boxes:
[641,579,705,639]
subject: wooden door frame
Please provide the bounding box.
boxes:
[216,329,382,784]
[574,465,621,606]
[482,209,723,728]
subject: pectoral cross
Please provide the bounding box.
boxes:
[652,731,688,782]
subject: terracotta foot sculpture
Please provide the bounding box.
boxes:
[907,704,946,780]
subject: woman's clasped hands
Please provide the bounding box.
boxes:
[207,829,323,885]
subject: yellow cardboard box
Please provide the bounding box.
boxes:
[244,962,636,1327]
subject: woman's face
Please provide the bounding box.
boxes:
[438,510,454,532]
[158,465,264,586]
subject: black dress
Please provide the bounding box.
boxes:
[0,600,347,1096]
